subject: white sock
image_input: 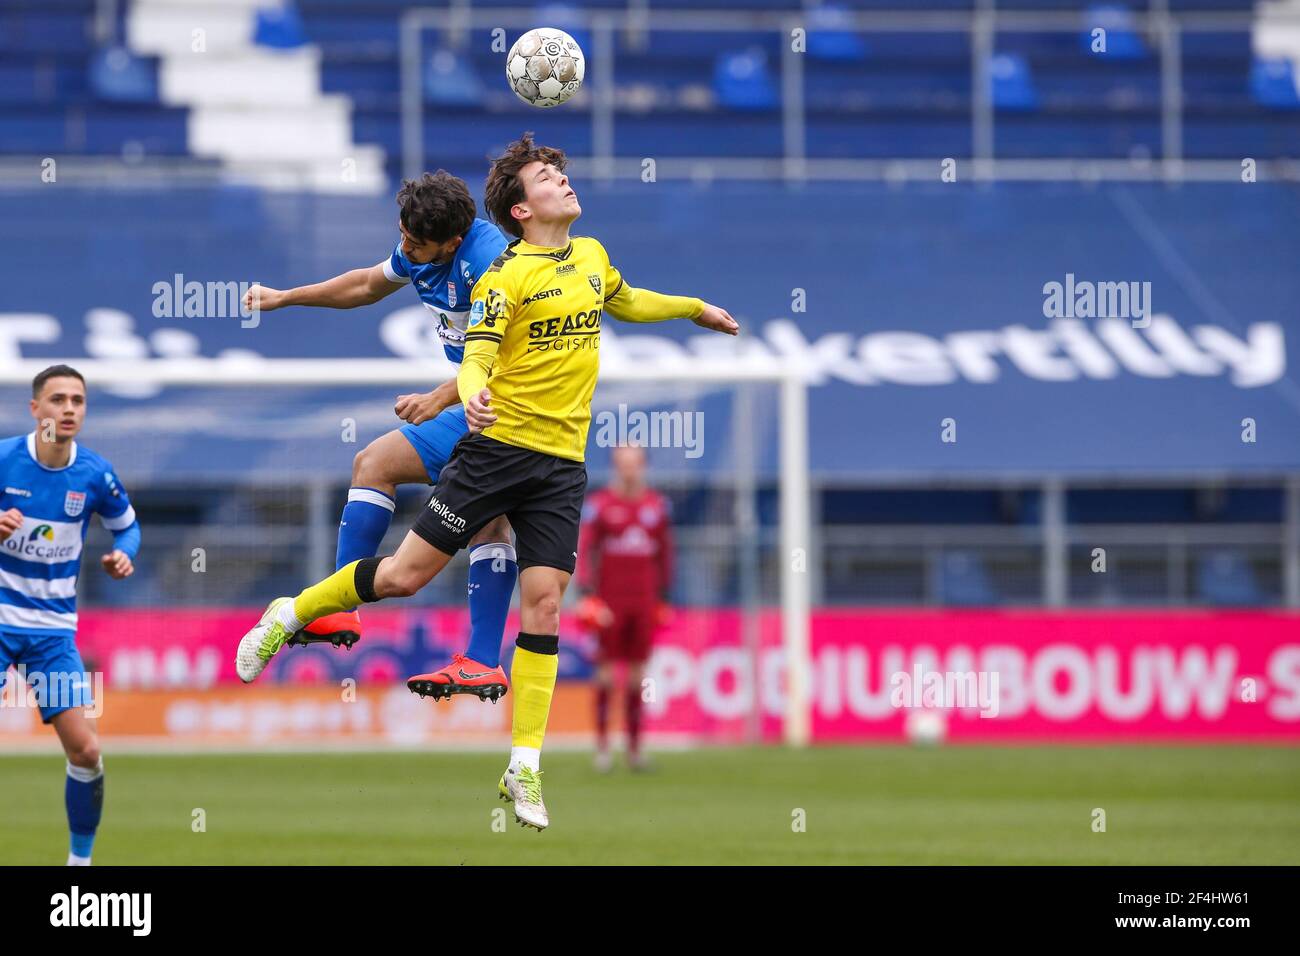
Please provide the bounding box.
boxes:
[66,758,104,782]
[67,853,91,866]
[509,746,541,774]
[275,600,304,633]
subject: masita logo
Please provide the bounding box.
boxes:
[50,886,151,936]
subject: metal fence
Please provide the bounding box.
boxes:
[402,4,1300,184]
[78,475,1300,610]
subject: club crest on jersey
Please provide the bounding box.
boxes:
[64,490,86,517]
[588,275,602,295]
[447,281,457,307]
[485,288,506,323]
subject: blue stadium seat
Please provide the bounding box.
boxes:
[254,3,308,50]
[0,56,90,104]
[713,48,778,110]
[935,551,999,606]
[424,48,484,106]
[1197,551,1264,606]
[989,53,1039,110]
[1251,59,1300,109]
[1082,4,1148,60]
[89,48,158,104]
[807,4,868,62]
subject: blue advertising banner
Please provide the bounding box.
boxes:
[1,180,1296,478]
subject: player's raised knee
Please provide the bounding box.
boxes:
[352,443,382,485]
[67,737,101,769]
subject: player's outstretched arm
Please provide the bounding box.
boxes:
[691,303,739,336]
[605,284,739,336]
[243,262,404,313]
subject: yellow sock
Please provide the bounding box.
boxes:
[510,644,559,750]
[292,560,365,624]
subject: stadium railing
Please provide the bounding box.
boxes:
[398,4,1300,184]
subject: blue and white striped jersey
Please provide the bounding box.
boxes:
[0,433,136,636]
[382,218,508,364]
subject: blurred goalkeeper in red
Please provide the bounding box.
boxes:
[577,444,673,772]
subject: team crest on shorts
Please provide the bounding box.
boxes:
[588,275,602,296]
[64,490,86,517]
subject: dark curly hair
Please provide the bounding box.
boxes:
[395,170,477,244]
[483,132,568,239]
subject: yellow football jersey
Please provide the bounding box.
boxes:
[458,236,705,461]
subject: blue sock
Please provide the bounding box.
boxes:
[464,542,517,668]
[66,760,104,860]
[336,488,396,570]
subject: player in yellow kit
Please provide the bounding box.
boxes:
[235,133,738,829]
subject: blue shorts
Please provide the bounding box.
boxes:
[400,403,469,483]
[0,628,94,723]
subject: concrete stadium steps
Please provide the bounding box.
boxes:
[121,0,386,192]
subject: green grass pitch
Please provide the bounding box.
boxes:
[3,746,1297,865]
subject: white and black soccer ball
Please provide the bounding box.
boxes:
[506,27,585,108]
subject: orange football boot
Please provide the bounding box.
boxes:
[408,653,508,703]
[286,610,362,649]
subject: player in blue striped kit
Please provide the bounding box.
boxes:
[0,365,140,865]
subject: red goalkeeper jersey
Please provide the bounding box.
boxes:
[578,487,673,607]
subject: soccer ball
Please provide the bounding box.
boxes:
[506,28,585,108]
[905,709,948,746]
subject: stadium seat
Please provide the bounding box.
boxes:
[935,551,999,606]
[88,48,159,104]
[713,48,779,110]
[1251,58,1300,108]
[1081,4,1148,60]
[254,3,308,50]
[807,4,869,62]
[989,53,1039,110]
[424,48,484,106]
[1196,551,1265,606]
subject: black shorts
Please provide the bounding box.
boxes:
[411,433,588,573]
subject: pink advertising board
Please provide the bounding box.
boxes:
[65,608,1300,742]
